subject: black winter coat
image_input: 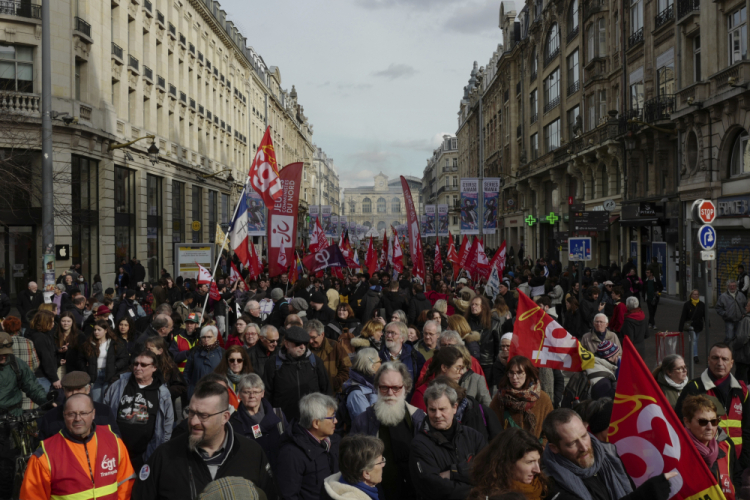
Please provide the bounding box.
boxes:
[467,315,500,367]
[457,396,503,442]
[309,304,336,325]
[382,290,410,319]
[563,308,585,339]
[408,293,433,325]
[25,328,59,383]
[230,398,288,472]
[17,289,43,327]
[359,289,382,324]
[165,285,182,306]
[324,318,359,341]
[276,421,340,500]
[267,299,290,328]
[679,300,706,333]
[262,347,332,422]
[133,425,276,500]
[78,337,130,384]
[409,419,488,500]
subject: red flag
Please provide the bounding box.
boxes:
[457,235,471,268]
[434,244,443,275]
[488,241,507,276]
[249,127,283,208]
[196,262,213,284]
[447,232,459,264]
[391,227,404,273]
[608,337,725,500]
[365,236,379,273]
[509,290,594,372]
[310,217,326,254]
[267,163,303,277]
[474,239,491,280]
[247,242,263,281]
[209,281,221,301]
[400,176,425,283]
[229,262,241,284]
[463,237,479,277]
[379,232,389,271]
[302,244,348,273]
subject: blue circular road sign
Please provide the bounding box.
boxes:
[698,224,717,250]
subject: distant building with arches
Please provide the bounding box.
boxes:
[342,173,423,234]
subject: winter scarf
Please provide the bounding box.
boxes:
[497,380,542,429]
[509,477,546,500]
[226,370,242,386]
[201,342,221,352]
[664,374,688,392]
[542,436,633,500]
[688,430,719,468]
[340,478,379,500]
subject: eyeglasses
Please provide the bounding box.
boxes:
[229,359,243,364]
[265,338,279,344]
[200,336,215,340]
[242,390,263,397]
[370,458,387,468]
[508,371,525,378]
[133,362,153,368]
[384,331,400,337]
[186,408,229,422]
[672,366,687,372]
[696,418,720,427]
[64,409,95,420]
[321,416,336,421]
[378,385,404,395]
[451,365,466,374]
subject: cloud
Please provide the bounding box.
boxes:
[443,0,498,34]
[353,0,454,10]
[373,64,417,80]
[348,150,397,164]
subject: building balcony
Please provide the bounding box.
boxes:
[567,25,579,44]
[74,16,91,38]
[128,54,139,72]
[0,0,41,19]
[677,0,699,21]
[143,65,153,82]
[156,75,165,91]
[654,4,674,29]
[111,42,124,63]
[568,80,580,96]
[179,33,186,48]
[643,95,675,122]
[168,22,176,38]
[628,27,644,49]
[544,95,560,114]
[0,91,40,116]
[530,112,538,124]
[143,0,153,17]
[544,47,560,68]
[168,84,177,98]
[156,9,164,27]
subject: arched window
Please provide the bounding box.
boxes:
[391,197,401,213]
[545,24,560,64]
[377,197,387,213]
[599,164,608,197]
[530,47,538,78]
[348,199,356,213]
[363,221,372,228]
[568,0,579,36]
[377,221,386,231]
[362,197,372,213]
[730,130,749,177]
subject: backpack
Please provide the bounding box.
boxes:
[560,371,591,408]
[334,384,362,435]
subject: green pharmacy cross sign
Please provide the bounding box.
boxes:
[546,212,560,224]
[525,215,537,226]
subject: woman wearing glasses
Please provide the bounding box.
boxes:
[214,346,253,410]
[229,373,288,473]
[682,395,738,499]
[184,325,225,399]
[103,350,173,471]
[322,434,386,500]
[410,347,466,411]
[653,354,688,408]
[490,356,553,440]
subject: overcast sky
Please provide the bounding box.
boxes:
[220,0,505,191]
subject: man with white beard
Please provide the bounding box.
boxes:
[351,361,425,500]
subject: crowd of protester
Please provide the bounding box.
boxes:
[0,247,749,500]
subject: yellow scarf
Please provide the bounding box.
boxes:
[510,477,546,500]
[691,298,700,306]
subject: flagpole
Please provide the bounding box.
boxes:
[200,182,248,319]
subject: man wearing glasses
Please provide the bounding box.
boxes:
[351,361,425,500]
[247,324,280,379]
[378,322,425,400]
[262,326,331,422]
[134,381,276,500]
[103,351,173,471]
[21,393,135,500]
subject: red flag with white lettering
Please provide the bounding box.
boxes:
[267,162,303,277]
[509,291,594,372]
[248,127,283,208]
[608,337,725,500]
[379,232,389,271]
[229,262,241,284]
[365,236,379,273]
[196,262,213,284]
[488,241,507,276]
[391,226,404,273]
[310,217,327,254]
[400,176,425,283]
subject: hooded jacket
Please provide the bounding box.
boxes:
[310,337,352,393]
[620,308,648,357]
[184,345,225,398]
[585,357,618,400]
[382,289,410,319]
[341,369,378,419]
[276,421,341,500]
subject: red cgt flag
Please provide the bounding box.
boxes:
[365,236,379,273]
[608,336,725,500]
[391,226,404,273]
[510,291,594,372]
[249,127,282,208]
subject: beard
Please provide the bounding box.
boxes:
[188,433,202,452]
[374,394,407,426]
[574,448,595,468]
[385,340,397,350]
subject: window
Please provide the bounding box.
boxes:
[587,19,606,60]
[530,47,538,78]
[567,50,579,90]
[543,68,560,110]
[147,175,162,282]
[530,89,538,122]
[631,0,643,33]
[535,0,543,20]
[598,90,607,124]
[208,191,217,244]
[221,194,230,225]
[600,165,608,197]
[0,45,32,92]
[531,133,539,160]
[392,197,401,213]
[544,119,561,153]
[445,177,450,188]
[588,93,596,131]
[75,61,82,100]
[567,106,580,139]
[71,156,99,281]
[630,82,644,111]
[569,0,579,35]
[728,7,747,65]
[657,0,673,14]
[362,197,371,213]
[598,18,606,56]
[693,36,701,83]
[614,13,620,49]
[192,185,202,242]
[114,167,136,270]
[546,23,560,62]
[349,199,356,213]
[657,63,674,95]
[172,180,185,243]
[453,176,458,187]
[730,131,750,177]
[377,197,387,213]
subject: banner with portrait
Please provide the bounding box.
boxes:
[321,206,332,237]
[309,205,319,240]
[331,215,339,237]
[246,190,266,237]
[422,205,436,238]
[438,204,449,237]
[460,178,479,235]
[483,178,500,235]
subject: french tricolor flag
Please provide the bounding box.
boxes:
[229,194,251,266]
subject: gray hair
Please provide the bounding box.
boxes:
[433,299,448,314]
[392,310,407,323]
[200,325,218,338]
[373,361,413,395]
[152,314,171,330]
[259,324,278,338]
[423,382,458,406]
[339,435,385,484]
[352,347,381,376]
[154,303,172,315]
[728,280,738,289]
[659,354,684,375]
[299,393,338,429]
[385,321,408,342]
[236,373,265,393]
[305,319,325,336]
[593,313,609,324]
[625,296,639,310]
[438,330,464,348]
[244,300,261,313]
[422,320,442,335]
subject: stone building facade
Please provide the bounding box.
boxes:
[0,0,325,295]
[342,174,422,234]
